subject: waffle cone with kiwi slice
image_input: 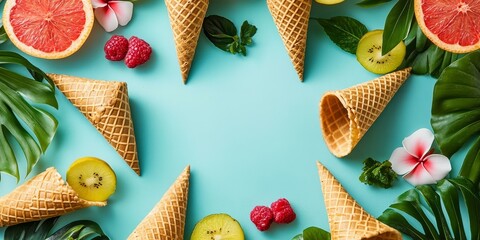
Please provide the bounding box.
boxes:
[48,74,140,175]
[0,167,106,227]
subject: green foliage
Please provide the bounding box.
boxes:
[203,15,257,56]
[292,226,331,240]
[382,1,460,77]
[315,16,368,54]
[356,0,393,7]
[359,158,397,188]
[381,0,414,55]
[431,51,480,185]
[378,177,480,240]
[5,217,109,240]
[0,51,58,181]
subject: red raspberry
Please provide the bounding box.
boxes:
[125,36,152,68]
[250,206,274,231]
[104,35,129,61]
[270,198,296,224]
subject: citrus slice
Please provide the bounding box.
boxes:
[3,0,94,59]
[414,0,480,53]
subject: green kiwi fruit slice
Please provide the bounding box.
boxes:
[66,157,116,201]
[356,30,406,74]
[191,213,245,240]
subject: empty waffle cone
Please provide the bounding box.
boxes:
[128,165,190,240]
[267,0,311,81]
[0,167,106,227]
[320,68,412,157]
[48,74,140,175]
[165,0,209,84]
[317,162,401,240]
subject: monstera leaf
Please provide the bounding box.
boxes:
[431,51,480,184]
[0,51,58,181]
[379,177,480,240]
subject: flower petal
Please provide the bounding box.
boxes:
[389,147,419,175]
[423,154,452,181]
[109,1,133,26]
[403,163,436,186]
[402,128,434,159]
[92,0,108,8]
[95,7,119,32]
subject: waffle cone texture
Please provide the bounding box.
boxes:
[165,0,209,83]
[267,0,311,81]
[128,165,190,240]
[317,162,401,240]
[0,167,106,227]
[48,74,140,175]
[320,68,412,157]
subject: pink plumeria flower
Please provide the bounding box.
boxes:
[389,128,451,186]
[92,0,133,32]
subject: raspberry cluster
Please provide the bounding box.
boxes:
[250,198,296,231]
[104,35,152,68]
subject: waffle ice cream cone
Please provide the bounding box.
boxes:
[320,68,412,157]
[48,74,140,175]
[0,167,106,227]
[316,162,401,240]
[267,0,311,81]
[128,165,190,240]
[165,0,209,84]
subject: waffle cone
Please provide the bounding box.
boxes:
[320,68,412,157]
[267,0,311,81]
[128,165,190,240]
[48,74,140,175]
[0,167,106,227]
[165,0,209,84]
[316,162,401,240]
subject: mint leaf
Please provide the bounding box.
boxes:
[303,226,331,240]
[240,20,257,46]
[359,158,397,188]
[203,15,257,56]
[382,0,414,55]
[203,15,237,52]
[315,16,368,54]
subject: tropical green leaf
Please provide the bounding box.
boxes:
[0,51,57,181]
[431,51,480,184]
[4,217,58,240]
[5,217,109,240]
[315,16,368,54]
[356,0,393,7]
[46,220,108,240]
[382,0,414,55]
[379,177,480,240]
[437,179,466,240]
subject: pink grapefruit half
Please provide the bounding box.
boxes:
[3,0,94,59]
[414,0,480,54]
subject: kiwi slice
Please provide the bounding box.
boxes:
[191,213,245,240]
[66,157,116,202]
[356,30,406,74]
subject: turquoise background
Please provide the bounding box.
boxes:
[0,0,466,239]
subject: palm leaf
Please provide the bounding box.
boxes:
[379,177,480,240]
[0,51,57,181]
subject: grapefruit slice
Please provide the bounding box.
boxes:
[3,0,94,59]
[414,0,480,53]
